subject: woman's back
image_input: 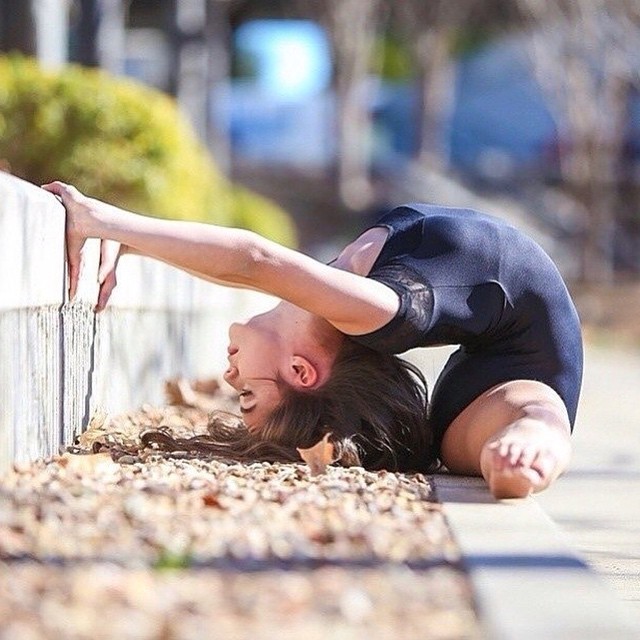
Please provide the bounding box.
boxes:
[351,203,583,434]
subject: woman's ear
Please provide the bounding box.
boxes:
[289,355,319,388]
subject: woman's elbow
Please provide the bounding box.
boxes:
[226,231,278,286]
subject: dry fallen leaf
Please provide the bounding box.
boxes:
[76,407,111,449]
[202,491,223,509]
[297,433,337,476]
[59,452,119,475]
[164,378,220,412]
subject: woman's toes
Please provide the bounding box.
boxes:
[479,422,571,499]
[489,465,542,499]
[530,449,558,480]
[516,444,538,469]
[482,439,550,499]
[507,442,526,466]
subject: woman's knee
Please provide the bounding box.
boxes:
[439,380,570,475]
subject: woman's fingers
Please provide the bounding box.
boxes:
[65,235,86,301]
[66,239,121,310]
[42,181,79,202]
[42,182,90,226]
[42,181,90,302]
[96,269,117,312]
[42,181,73,208]
[96,239,122,311]
[98,239,121,285]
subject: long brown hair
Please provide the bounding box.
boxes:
[142,340,437,473]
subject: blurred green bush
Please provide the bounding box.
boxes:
[0,55,296,246]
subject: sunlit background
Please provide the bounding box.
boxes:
[1,0,640,334]
[1,5,640,633]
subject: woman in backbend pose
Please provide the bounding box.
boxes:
[43,181,583,499]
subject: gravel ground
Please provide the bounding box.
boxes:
[0,399,483,640]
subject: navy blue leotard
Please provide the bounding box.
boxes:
[350,204,583,449]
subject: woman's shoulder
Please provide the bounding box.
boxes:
[332,227,390,276]
[367,203,507,243]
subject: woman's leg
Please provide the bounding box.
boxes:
[440,380,572,499]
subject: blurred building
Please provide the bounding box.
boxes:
[3,0,639,185]
[214,18,333,169]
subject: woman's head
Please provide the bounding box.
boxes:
[149,305,436,473]
[259,338,436,473]
[143,338,435,473]
[222,303,343,432]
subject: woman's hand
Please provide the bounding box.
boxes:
[42,180,398,331]
[96,239,125,311]
[42,181,122,311]
[42,181,93,300]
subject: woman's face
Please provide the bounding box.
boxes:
[223,303,337,432]
[223,315,285,432]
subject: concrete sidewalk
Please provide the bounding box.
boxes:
[410,341,640,638]
[535,342,640,627]
[434,475,638,640]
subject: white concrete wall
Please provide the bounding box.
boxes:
[0,173,276,470]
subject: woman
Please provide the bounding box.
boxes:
[42,181,583,499]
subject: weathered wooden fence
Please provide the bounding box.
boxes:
[0,173,274,470]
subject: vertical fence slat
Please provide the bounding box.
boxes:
[0,173,66,466]
[0,173,276,471]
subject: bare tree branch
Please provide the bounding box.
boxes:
[517,0,640,281]
[394,0,477,170]
[298,0,384,210]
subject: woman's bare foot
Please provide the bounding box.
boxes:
[479,421,572,499]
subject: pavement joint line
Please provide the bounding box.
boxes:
[432,474,640,640]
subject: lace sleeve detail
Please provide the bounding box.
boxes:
[349,263,434,354]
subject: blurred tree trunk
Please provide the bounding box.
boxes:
[33,0,70,68]
[395,0,475,172]
[206,0,233,175]
[73,0,101,67]
[94,0,126,75]
[0,0,37,55]
[165,0,235,171]
[518,0,640,283]
[300,0,384,211]
[168,0,213,143]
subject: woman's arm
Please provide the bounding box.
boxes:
[42,182,399,335]
[123,244,261,289]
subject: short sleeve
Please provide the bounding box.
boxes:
[348,263,434,354]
